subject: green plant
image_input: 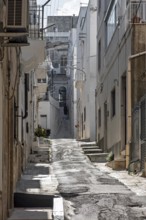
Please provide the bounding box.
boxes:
[34,125,47,137]
[106,151,114,162]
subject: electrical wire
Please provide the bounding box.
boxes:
[8,47,21,100]
[2,47,21,101]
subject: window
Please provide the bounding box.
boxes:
[37,79,41,83]
[98,108,101,127]
[111,88,116,117]
[61,55,67,67]
[106,0,118,46]
[98,39,101,70]
[42,78,46,83]
[37,78,46,83]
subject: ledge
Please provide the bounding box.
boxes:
[0,32,28,37]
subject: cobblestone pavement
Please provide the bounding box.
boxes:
[51,139,146,220]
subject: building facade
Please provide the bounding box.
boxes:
[0,0,29,218]
[75,0,97,141]
[67,28,77,138]
[0,0,47,219]
[96,0,146,169]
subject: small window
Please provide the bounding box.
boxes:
[42,78,46,83]
[98,108,101,127]
[111,88,116,117]
[61,55,67,67]
[37,79,41,83]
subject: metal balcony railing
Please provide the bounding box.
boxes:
[118,2,146,41]
[29,5,42,39]
[127,2,146,23]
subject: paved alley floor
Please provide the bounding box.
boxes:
[8,138,146,220]
[51,139,146,220]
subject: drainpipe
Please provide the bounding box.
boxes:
[126,51,146,169]
[23,74,28,119]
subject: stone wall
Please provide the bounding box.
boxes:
[0,47,22,220]
[131,24,146,107]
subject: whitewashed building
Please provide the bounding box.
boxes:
[66,28,77,138]
[96,0,146,169]
[75,0,97,141]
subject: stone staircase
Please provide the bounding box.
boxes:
[80,142,108,163]
[8,138,64,220]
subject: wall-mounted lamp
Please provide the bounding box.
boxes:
[114,79,119,86]
[90,6,97,12]
[66,65,86,81]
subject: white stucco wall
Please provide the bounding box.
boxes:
[88,0,97,141]
[76,7,87,140]
[49,94,61,138]
[38,101,50,129]
[76,0,97,141]
[96,0,132,153]
[21,39,46,72]
[67,28,77,138]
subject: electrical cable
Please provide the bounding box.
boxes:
[7,47,21,100]
[3,47,21,101]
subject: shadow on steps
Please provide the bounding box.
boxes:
[14,192,54,208]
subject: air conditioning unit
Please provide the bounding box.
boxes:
[5,0,28,32]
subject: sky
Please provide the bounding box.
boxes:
[37,0,89,16]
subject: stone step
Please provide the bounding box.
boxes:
[83,149,102,154]
[80,142,97,147]
[87,153,108,163]
[78,138,90,142]
[81,146,99,149]
[14,193,53,208]
[28,154,50,163]
[8,208,53,220]
[53,196,64,220]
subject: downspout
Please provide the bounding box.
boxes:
[23,74,28,120]
[126,51,146,169]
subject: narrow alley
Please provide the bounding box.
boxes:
[2,0,146,219]
[9,138,146,220]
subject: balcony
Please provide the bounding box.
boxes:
[127,1,146,23]
[118,2,146,40]
[75,71,86,89]
[29,5,42,39]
